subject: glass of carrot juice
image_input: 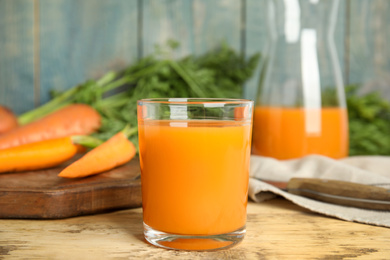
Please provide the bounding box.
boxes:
[137,98,253,251]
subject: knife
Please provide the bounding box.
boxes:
[262,178,390,211]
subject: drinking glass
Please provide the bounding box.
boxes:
[137,98,253,251]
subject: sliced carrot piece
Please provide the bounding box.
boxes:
[0,136,78,173]
[58,132,136,178]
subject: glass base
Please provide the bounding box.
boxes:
[143,223,246,251]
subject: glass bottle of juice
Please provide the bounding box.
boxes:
[252,0,349,160]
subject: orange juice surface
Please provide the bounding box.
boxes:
[252,106,348,160]
[138,120,252,235]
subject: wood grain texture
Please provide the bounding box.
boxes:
[0,157,142,219]
[1,198,389,259]
[287,178,390,210]
[243,0,268,99]
[192,0,241,55]
[1,0,390,112]
[347,0,390,100]
[142,0,194,58]
[0,0,35,115]
[39,0,138,105]
[332,0,347,90]
[142,0,241,58]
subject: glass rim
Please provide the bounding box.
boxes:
[137,98,253,105]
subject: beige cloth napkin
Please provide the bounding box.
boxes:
[249,155,390,228]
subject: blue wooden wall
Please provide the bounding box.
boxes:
[0,0,389,115]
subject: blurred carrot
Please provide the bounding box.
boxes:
[0,104,101,150]
[58,127,137,178]
[0,135,102,173]
[0,105,19,134]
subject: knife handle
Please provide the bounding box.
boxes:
[286,178,390,210]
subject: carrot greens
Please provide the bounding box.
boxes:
[18,43,261,149]
[346,86,390,156]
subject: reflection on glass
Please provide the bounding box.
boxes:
[301,29,321,135]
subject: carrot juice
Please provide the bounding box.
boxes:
[251,106,348,160]
[138,120,252,236]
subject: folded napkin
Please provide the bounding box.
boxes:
[249,155,390,228]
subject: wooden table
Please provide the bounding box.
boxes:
[1,198,389,259]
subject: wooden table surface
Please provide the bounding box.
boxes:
[1,198,389,259]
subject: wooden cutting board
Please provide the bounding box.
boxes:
[0,156,142,219]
